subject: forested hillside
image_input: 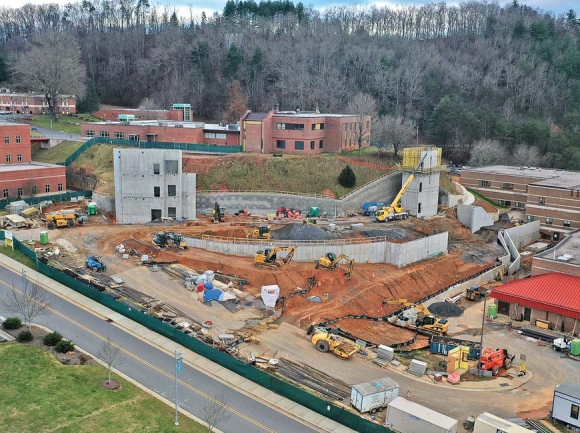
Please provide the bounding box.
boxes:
[0,1,579,167]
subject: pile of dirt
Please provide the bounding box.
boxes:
[271,223,332,241]
[358,229,415,242]
[429,302,464,318]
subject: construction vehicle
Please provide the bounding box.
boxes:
[383,299,450,335]
[211,202,226,223]
[247,225,271,240]
[374,147,431,222]
[254,246,297,270]
[478,348,515,376]
[86,255,106,272]
[311,330,360,359]
[552,337,571,352]
[152,231,188,250]
[466,286,487,301]
[45,211,83,230]
[316,253,355,280]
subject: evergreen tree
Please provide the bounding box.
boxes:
[0,53,10,84]
[338,165,356,188]
[76,79,99,114]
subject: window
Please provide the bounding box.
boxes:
[295,141,304,150]
[311,123,325,130]
[319,140,323,149]
[31,186,36,195]
[539,197,545,204]
[153,163,160,175]
[310,141,315,150]
[17,154,22,162]
[276,123,304,130]
[168,185,176,197]
[99,131,110,138]
[418,203,422,213]
[154,186,160,197]
[276,140,286,149]
[2,189,7,198]
[127,134,139,141]
[17,187,23,196]
[501,183,514,190]
[564,220,571,227]
[4,136,9,144]
[58,183,63,191]
[164,160,178,174]
[45,184,50,193]
[419,182,423,193]
[515,202,525,209]
[85,130,95,138]
[168,207,177,218]
[205,132,216,139]
[320,123,325,130]
[571,404,579,420]
[546,218,553,225]
[216,133,226,139]
[5,154,10,163]
[16,135,21,144]
[498,200,511,207]
[114,132,124,139]
[480,180,490,187]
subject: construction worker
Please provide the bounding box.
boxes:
[406,390,412,400]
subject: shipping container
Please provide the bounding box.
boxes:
[473,412,531,433]
[351,377,399,413]
[386,397,458,433]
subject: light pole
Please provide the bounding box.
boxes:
[480,291,488,363]
[174,350,183,426]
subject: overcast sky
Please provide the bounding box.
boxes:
[5,0,576,20]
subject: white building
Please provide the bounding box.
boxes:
[552,382,580,429]
[113,149,196,224]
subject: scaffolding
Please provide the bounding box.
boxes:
[402,146,445,173]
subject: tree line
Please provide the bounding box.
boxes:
[0,0,579,168]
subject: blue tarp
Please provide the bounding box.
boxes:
[203,287,223,303]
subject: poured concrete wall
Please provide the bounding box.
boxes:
[92,193,114,212]
[385,232,448,268]
[504,220,541,250]
[196,171,403,216]
[402,171,440,218]
[457,204,494,233]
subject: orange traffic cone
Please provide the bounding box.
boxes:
[537,338,541,347]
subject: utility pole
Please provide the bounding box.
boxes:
[480,292,488,354]
[174,350,183,426]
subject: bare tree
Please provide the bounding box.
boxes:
[202,391,232,433]
[347,92,377,157]
[97,336,125,386]
[377,115,416,157]
[14,31,86,122]
[469,139,508,167]
[512,144,544,167]
[3,279,52,330]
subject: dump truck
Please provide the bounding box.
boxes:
[311,330,359,359]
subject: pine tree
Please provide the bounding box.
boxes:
[338,165,356,188]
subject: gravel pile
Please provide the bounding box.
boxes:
[429,302,464,318]
[359,229,410,241]
[271,223,332,241]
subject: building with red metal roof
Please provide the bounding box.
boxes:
[490,273,580,334]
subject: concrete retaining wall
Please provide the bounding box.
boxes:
[196,171,403,217]
[386,232,449,268]
[504,220,540,250]
[92,193,115,212]
[457,204,494,233]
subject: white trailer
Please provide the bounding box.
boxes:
[350,377,399,414]
[472,412,532,433]
[386,397,458,433]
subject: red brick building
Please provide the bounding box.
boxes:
[0,124,66,200]
[240,109,371,154]
[93,108,183,122]
[0,88,76,115]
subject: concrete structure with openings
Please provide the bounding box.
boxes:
[0,88,76,115]
[0,123,66,200]
[461,165,580,241]
[113,149,196,224]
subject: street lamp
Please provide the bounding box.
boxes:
[174,350,183,426]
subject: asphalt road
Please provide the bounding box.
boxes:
[1,113,83,140]
[0,265,317,433]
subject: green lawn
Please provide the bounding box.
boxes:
[0,245,37,269]
[0,344,205,433]
[30,114,84,134]
[467,188,509,210]
[31,140,84,164]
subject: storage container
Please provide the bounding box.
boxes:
[350,377,399,413]
[386,396,458,433]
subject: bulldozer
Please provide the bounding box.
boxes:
[44,211,82,230]
[310,330,360,359]
[152,231,188,250]
[247,225,271,240]
[254,246,297,270]
[383,299,450,335]
[316,253,355,280]
[479,348,515,376]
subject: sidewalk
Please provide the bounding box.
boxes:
[0,255,356,433]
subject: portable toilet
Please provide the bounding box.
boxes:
[571,339,580,356]
[488,304,498,319]
[39,231,49,245]
[87,202,97,215]
[309,207,320,218]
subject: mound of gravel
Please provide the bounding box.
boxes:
[429,302,464,318]
[359,229,410,241]
[271,223,332,241]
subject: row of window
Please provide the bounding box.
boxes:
[3,184,63,197]
[276,140,324,150]
[479,180,516,190]
[5,154,23,163]
[153,185,177,197]
[205,132,227,139]
[4,136,22,144]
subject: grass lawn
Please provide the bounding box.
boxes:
[0,344,205,433]
[31,140,84,164]
[0,245,37,269]
[467,188,509,211]
[30,114,84,135]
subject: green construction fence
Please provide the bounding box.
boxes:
[0,190,92,211]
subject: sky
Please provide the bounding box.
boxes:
[4,0,576,21]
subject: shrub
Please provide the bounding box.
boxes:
[337,164,356,188]
[43,331,63,346]
[17,330,34,342]
[2,317,23,330]
[54,339,75,353]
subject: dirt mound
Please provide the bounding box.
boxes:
[358,228,417,242]
[271,223,332,241]
[429,302,464,318]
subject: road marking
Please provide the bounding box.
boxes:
[1,280,276,433]
[503,330,516,339]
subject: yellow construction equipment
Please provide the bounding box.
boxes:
[311,331,360,359]
[383,298,449,335]
[254,247,297,270]
[211,202,226,223]
[316,253,355,280]
[374,147,431,222]
[44,211,81,230]
[247,225,271,240]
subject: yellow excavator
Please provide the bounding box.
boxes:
[374,147,431,222]
[383,298,449,335]
[247,225,271,240]
[316,253,355,280]
[311,330,360,359]
[254,246,297,270]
